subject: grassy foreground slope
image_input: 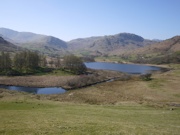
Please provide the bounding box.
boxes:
[0,98,180,135]
[0,64,180,135]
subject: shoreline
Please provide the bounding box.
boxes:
[0,64,179,108]
[0,63,171,92]
[0,69,129,90]
[95,60,171,68]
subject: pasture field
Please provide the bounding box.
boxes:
[0,98,180,135]
[0,64,180,135]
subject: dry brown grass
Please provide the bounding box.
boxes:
[0,65,179,107]
[0,69,128,89]
[0,75,76,87]
[0,88,40,101]
[47,65,180,106]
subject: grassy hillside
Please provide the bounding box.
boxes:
[134,36,180,55]
[133,51,180,64]
[0,93,179,135]
[0,64,180,134]
[125,36,180,64]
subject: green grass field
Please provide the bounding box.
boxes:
[0,64,180,135]
[0,99,180,135]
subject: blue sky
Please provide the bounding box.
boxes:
[0,0,180,41]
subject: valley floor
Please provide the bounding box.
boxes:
[0,64,180,134]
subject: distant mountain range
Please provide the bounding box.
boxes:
[0,27,179,60]
[0,28,67,56]
[0,36,23,52]
[0,28,158,56]
[68,33,157,56]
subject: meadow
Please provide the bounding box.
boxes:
[0,96,180,135]
[0,64,180,135]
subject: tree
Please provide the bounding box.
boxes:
[4,52,12,70]
[49,58,54,68]
[0,52,12,71]
[0,52,5,70]
[63,55,87,74]
[54,57,61,68]
[13,51,40,72]
[0,55,2,70]
[13,53,24,70]
[40,55,47,67]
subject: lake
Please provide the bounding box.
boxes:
[0,85,66,95]
[85,62,161,74]
[0,62,162,94]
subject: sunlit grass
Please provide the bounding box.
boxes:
[0,100,180,135]
[148,78,166,89]
[173,94,180,98]
[0,64,180,134]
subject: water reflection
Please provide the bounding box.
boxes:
[0,85,66,94]
[0,63,162,94]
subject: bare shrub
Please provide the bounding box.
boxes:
[67,75,102,88]
[140,73,152,81]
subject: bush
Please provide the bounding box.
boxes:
[67,75,100,88]
[7,69,22,76]
[140,73,152,81]
[0,69,21,76]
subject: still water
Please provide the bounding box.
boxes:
[85,62,161,74]
[0,62,161,94]
[0,85,66,94]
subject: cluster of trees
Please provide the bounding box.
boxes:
[63,55,87,74]
[0,51,46,75]
[0,51,87,75]
[14,51,40,71]
[46,55,87,75]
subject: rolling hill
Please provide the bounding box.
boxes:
[130,36,180,64]
[0,28,68,56]
[135,36,180,55]
[0,36,23,52]
[0,27,179,64]
[68,33,157,56]
[0,28,158,56]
